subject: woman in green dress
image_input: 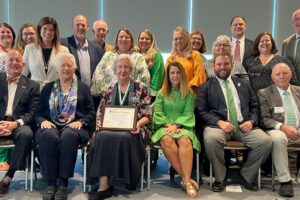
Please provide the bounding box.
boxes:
[152,61,200,198]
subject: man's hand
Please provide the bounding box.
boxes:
[41,120,56,129]
[239,120,253,133]
[216,120,235,133]
[280,124,299,141]
[68,121,83,130]
[0,121,17,136]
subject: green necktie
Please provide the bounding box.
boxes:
[283,91,297,127]
[224,80,239,128]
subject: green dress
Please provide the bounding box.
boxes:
[151,89,200,152]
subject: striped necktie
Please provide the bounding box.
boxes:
[224,80,238,128]
[283,91,297,127]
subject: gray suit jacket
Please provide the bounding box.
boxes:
[258,84,300,130]
[282,34,300,82]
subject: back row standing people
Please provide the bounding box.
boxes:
[166,27,206,94]
[90,27,150,97]
[22,17,69,90]
[92,20,114,52]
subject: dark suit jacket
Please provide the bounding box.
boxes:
[60,35,104,81]
[0,73,40,125]
[243,38,254,66]
[34,80,95,131]
[196,76,258,128]
[258,84,300,130]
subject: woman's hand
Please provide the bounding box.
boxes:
[41,120,56,129]
[165,124,182,134]
[68,121,83,130]
[131,124,141,135]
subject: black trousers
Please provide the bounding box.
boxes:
[2,125,33,170]
[35,127,89,181]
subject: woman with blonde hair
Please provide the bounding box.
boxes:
[165,27,206,94]
[15,23,36,54]
[137,29,164,102]
[152,61,200,197]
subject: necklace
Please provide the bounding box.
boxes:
[259,54,274,65]
[42,48,53,73]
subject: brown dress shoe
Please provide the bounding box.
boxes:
[0,176,11,196]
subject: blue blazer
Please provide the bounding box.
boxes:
[61,35,104,81]
[196,76,259,128]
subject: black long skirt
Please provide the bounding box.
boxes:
[88,130,145,187]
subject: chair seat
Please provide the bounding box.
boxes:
[288,143,300,148]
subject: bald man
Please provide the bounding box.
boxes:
[92,19,113,52]
[0,49,39,196]
[258,63,300,198]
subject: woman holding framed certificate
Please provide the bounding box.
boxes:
[152,61,200,198]
[88,54,151,199]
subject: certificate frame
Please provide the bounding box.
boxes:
[100,105,138,131]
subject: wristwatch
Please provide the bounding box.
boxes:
[16,121,21,128]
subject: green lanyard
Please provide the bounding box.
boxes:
[118,82,130,105]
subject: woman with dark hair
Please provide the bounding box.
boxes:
[0,23,15,73]
[152,61,200,197]
[244,32,298,94]
[16,23,36,54]
[88,54,151,199]
[190,29,207,62]
[22,16,69,89]
[137,29,164,102]
[91,28,150,97]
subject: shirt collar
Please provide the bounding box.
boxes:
[216,75,233,86]
[232,36,245,43]
[75,38,89,50]
[276,85,291,96]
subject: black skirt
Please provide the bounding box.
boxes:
[88,130,145,187]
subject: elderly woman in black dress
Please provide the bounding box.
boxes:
[88,54,151,200]
[35,52,95,200]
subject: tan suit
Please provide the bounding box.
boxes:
[258,84,300,182]
[282,34,300,84]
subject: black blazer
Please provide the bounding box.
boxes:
[35,80,95,131]
[196,76,258,128]
[60,35,104,81]
[242,38,254,66]
[0,73,40,125]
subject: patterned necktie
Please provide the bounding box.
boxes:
[234,40,241,62]
[224,80,238,128]
[6,76,18,84]
[283,91,297,127]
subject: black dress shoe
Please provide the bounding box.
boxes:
[54,186,68,200]
[0,176,11,196]
[88,187,112,200]
[212,181,225,192]
[240,175,259,191]
[43,186,57,200]
[279,181,294,198]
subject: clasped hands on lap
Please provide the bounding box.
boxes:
[40,120,83,130]
[216,120,253,133]
[0,121,18,136]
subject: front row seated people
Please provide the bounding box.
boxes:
[258,63,300,198]
[152,61,200,197]
[34,52,95,200]
[0,49,40,196]
[88,54,151,200]
[196,52,272,192]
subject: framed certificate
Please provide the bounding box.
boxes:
[100,105,138,131]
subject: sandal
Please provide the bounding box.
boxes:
[190,179,199,191]
[181,181,198,198]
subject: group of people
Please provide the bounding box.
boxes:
[0,8,299,200]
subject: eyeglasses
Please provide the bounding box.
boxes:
[22,32,35,36]
[216,43,230,48]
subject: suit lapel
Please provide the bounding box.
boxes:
[270,85,285,120]
[212,78,226,107]
[1,75,8,107]
[12,76,26,113]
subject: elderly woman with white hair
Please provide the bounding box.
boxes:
[35,52,95,200]
[204,35,247,80]
[88,54,151,199]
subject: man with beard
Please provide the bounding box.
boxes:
[230,16,253,67]
[196,52,272,192]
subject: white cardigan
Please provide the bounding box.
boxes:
[22,43,69,89]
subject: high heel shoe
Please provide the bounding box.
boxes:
[181,181,198,198]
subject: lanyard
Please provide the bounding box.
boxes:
[118,82,130,105]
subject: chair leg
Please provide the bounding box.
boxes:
[83,147,87,193]
[272,160,275,191]
[296,168,300,183]
[210,163,213,189]
[147,146,151,190]
[25,156,28,191]
[258,167,261,190]
[30,149,34,192]
[140,161,144,191]
[196,152,199,185]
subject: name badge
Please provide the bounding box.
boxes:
[274,107,284,113]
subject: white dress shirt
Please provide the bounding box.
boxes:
[76,38,91,87]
